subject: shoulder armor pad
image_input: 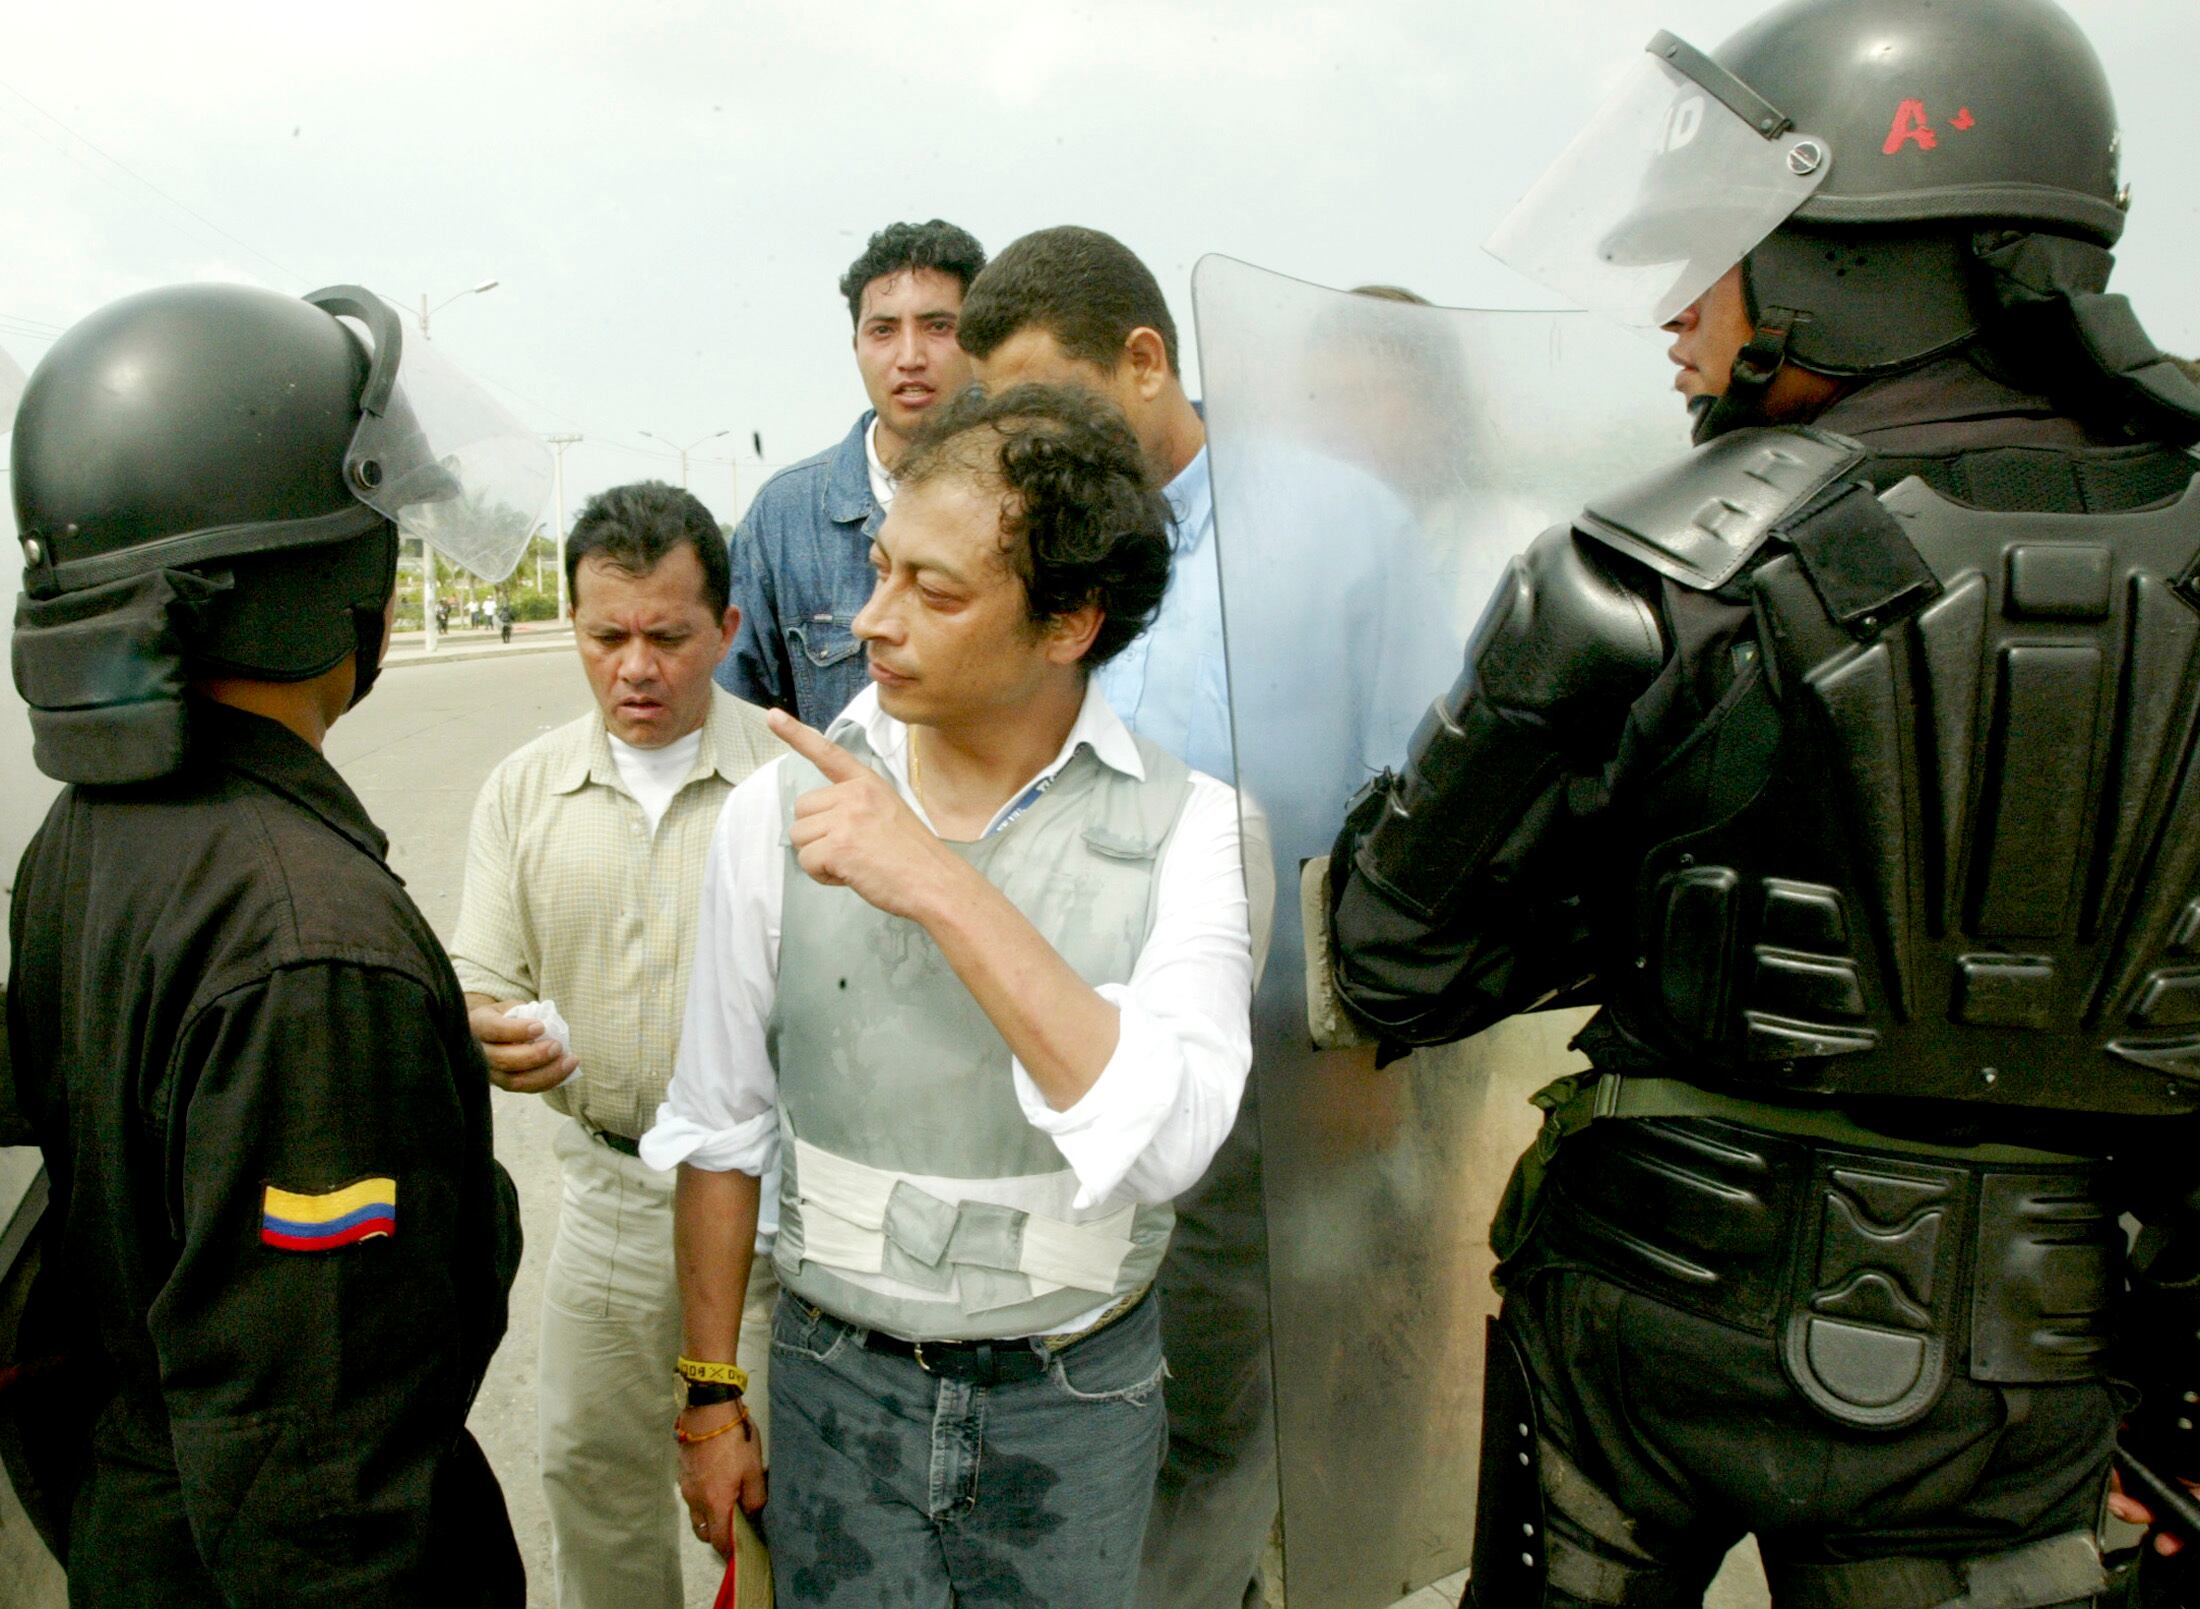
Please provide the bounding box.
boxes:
[1576,426,1867,590]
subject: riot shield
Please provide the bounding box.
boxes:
[1193,256,1680,1606]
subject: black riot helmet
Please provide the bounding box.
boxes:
[12,282,546,784]
[1487,0,2200,443]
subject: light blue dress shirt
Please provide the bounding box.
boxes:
[1096,446,1235,781]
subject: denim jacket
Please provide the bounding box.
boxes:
[716,412,884,725]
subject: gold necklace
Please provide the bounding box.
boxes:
[906,731,925,812]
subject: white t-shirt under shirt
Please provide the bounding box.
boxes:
[608,727,702,835]
[864,416,898,512]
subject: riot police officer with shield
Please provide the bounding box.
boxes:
[1326,2,2200,1604]
[3,283,534,1605]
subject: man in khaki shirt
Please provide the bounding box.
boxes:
[451,481,782,1608]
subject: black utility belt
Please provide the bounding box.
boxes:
[1533,1116,2120,1431]
[843,1287,1151,1387]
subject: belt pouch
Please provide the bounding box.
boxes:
[1777,1149,1967,1430]
[1535,1118,1810,1331]
[1968,1168,2119,1384]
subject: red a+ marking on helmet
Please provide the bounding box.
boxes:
[1951,107,1975,131]
[1883,99,1939,154]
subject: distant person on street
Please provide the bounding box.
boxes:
[714,218,985,726]
[497,596,513,644]
[450,481,785,1608]
[648,384,1257,1607]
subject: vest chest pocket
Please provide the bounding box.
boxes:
[1008,859,1152,987]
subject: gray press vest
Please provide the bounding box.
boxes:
[769,725,1193,1340]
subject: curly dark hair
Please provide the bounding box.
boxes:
[957,226,1180,376]
[838,220,988,327]
[564,480,731,614]
[896,384,1172,668]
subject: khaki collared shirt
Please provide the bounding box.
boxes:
[451,688,783,1140]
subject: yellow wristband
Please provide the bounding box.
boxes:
[675,1356,749,1391]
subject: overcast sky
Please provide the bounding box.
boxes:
[4,0,2195,528]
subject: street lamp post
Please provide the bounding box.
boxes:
[414,279,500,654]
[547,434,582,618]
[641,428,730,491]
[418,279,499,340]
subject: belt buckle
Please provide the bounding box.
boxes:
[912,1340,933,1374]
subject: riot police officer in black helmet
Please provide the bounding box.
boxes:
[1326,1,2200,1604]
[4,282,541,1604]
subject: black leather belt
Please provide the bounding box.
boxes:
[592,1129,641,1158]
[861,1329,1051,1385]
[853,1288,1150,1386]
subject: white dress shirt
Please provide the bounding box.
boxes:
[641,680,1255,1213]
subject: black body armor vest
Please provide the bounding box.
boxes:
[1581,429,2200,1118]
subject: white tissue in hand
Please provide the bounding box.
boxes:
[507,999,581,1084]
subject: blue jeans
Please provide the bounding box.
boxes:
[766,1291,1168,1607]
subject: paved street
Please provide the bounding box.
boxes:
[324,647,1770,1609]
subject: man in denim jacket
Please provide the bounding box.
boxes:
[715,220,985,725]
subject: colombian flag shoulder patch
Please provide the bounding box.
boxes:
[260,1177,398,1252]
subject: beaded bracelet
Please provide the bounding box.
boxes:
[675,1398,753,1446]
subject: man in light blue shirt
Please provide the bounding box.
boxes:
[960,229,1232,786]
[959,226,1259,1609]
[1099,444,1232,782]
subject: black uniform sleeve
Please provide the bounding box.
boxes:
[1328,527,1668,1046]
[0,981,32,1146]
[152,960,515,1607]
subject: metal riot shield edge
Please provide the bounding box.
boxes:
[1193,255,1682,1607]
[0,343,67,1600]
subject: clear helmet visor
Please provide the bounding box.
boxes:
[1485,44,1832,329]
[313,288,550,583]
[0,345,26,439]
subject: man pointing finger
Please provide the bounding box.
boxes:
[643,383,1261,1607]
[772,709,951,910]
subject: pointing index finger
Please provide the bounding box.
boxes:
[766,707,869,783]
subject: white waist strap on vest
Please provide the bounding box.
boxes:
[768,728,1192,1341]
[790,1138,1139,1297]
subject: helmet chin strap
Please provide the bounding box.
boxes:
[346,606,387,708]
[346,526,402,709]
[1690,307,1798,444]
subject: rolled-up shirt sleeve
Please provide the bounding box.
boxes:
[640,761,786,1176]
[1010,773,1255,1208]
